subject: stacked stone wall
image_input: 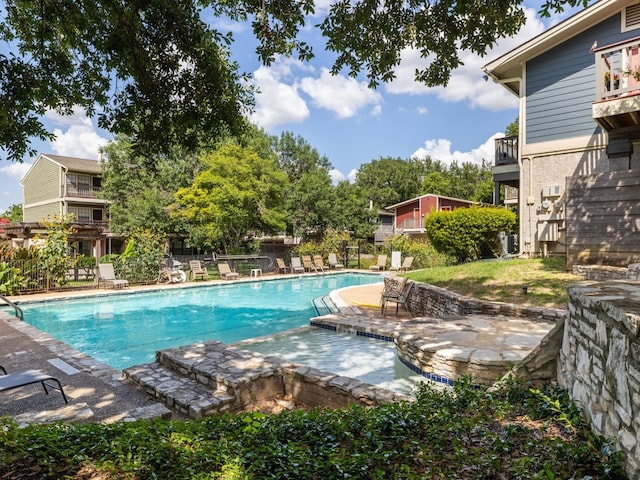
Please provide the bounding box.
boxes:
[559,281,640,480]
[405,281,565,323]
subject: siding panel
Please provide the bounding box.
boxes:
[526,13,640,144]
[23,158,60,205]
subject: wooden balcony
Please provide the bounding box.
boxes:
[593,37,640,131]
[494,136,518,166]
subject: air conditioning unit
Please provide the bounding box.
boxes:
[542,185,562,198]
[538,222,559,242]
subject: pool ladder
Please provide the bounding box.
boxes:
[312,296,339,316]
[0,295,23,320]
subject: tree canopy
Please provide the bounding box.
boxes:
[1,0,586,162]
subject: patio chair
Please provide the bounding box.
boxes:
[328,253,344,269]
[217,262,240,280]
[302,255,317,272]
[290,257,305,274]
[313,255,326,272]
[98,263,129,289]
[390,256,414,272]
[380,276,413,317]
[0,366,68,404]
[276,258,290,274]
[369,254,387,271]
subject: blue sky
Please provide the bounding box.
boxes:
[0,2,577,214]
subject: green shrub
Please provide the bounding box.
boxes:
[425,206,516,263]
[118,228,165,284]
[383,235,455,269]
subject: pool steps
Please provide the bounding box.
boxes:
[123,340,408,419]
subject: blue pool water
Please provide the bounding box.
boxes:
[19,273,380,370]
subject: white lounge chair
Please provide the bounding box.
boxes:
[290,257,305,273]
[98,263,129,289]
[369,255,387,271]
[390,256,414,272]
[328,253,344,269]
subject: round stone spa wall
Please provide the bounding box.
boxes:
[559,281,640,480]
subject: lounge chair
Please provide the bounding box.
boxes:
[290,257,305,274]
[380,276,413,317]
[302,255,317,272]
[328,253,344,269]
[390,256,414,272]
[217,262,239,280]
[0,366,68,404]
[276,258,290,274]
[313,255,326,272]
[369,254,387,271]
[189,260,210,281]
[98,263,129,289]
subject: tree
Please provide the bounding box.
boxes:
[356,157,425,210]
[1,0,249,162]
[172,145,287,252]
[274,132,332,183]
[333,181,375,238]
[505,118,519,137]
[286,168,335,238]
[1,204,22,222]
[99,136,200,238]
[1,0,584,163]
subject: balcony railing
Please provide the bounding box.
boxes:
[594,37,640,102]
[495,136,518,166]
[400,218,424,229]
[63,184,101,198]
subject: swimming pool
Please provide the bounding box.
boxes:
[18,273,380,370]
[239,328,428,395]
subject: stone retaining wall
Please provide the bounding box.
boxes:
[405,281,565,323]
[559,281,640,480]
[572,263,640,281]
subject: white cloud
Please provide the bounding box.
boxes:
[329,168,345,184]
[385,7,546,111]
[347,168,357,183]
[412,132,504,166]
[299,68,382,118]
[45,107,109,159]
[0,162,32,183]
[249,62,310,129]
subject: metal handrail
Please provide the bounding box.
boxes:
[0,295,23,320]
[312,296,339,316]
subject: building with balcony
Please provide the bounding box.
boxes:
[483,0,640,267]
[5,154,120,257]
[384,194,478,238]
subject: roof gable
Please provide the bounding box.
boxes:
[483,0,632,89]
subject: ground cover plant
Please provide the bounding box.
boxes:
[0,379,625,479]
[407,257,582,309]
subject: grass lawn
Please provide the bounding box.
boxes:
[407,257,584,310]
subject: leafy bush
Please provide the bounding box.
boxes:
[33,215,77,288]
[425,206,517,263]
[0,261,27,295]
[0,380,625,479]
[383,234,455,269]
[118,228,165,284]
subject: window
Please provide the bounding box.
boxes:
[92,209,103,221]
[68,206,91,221]
[622,3,640,32]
